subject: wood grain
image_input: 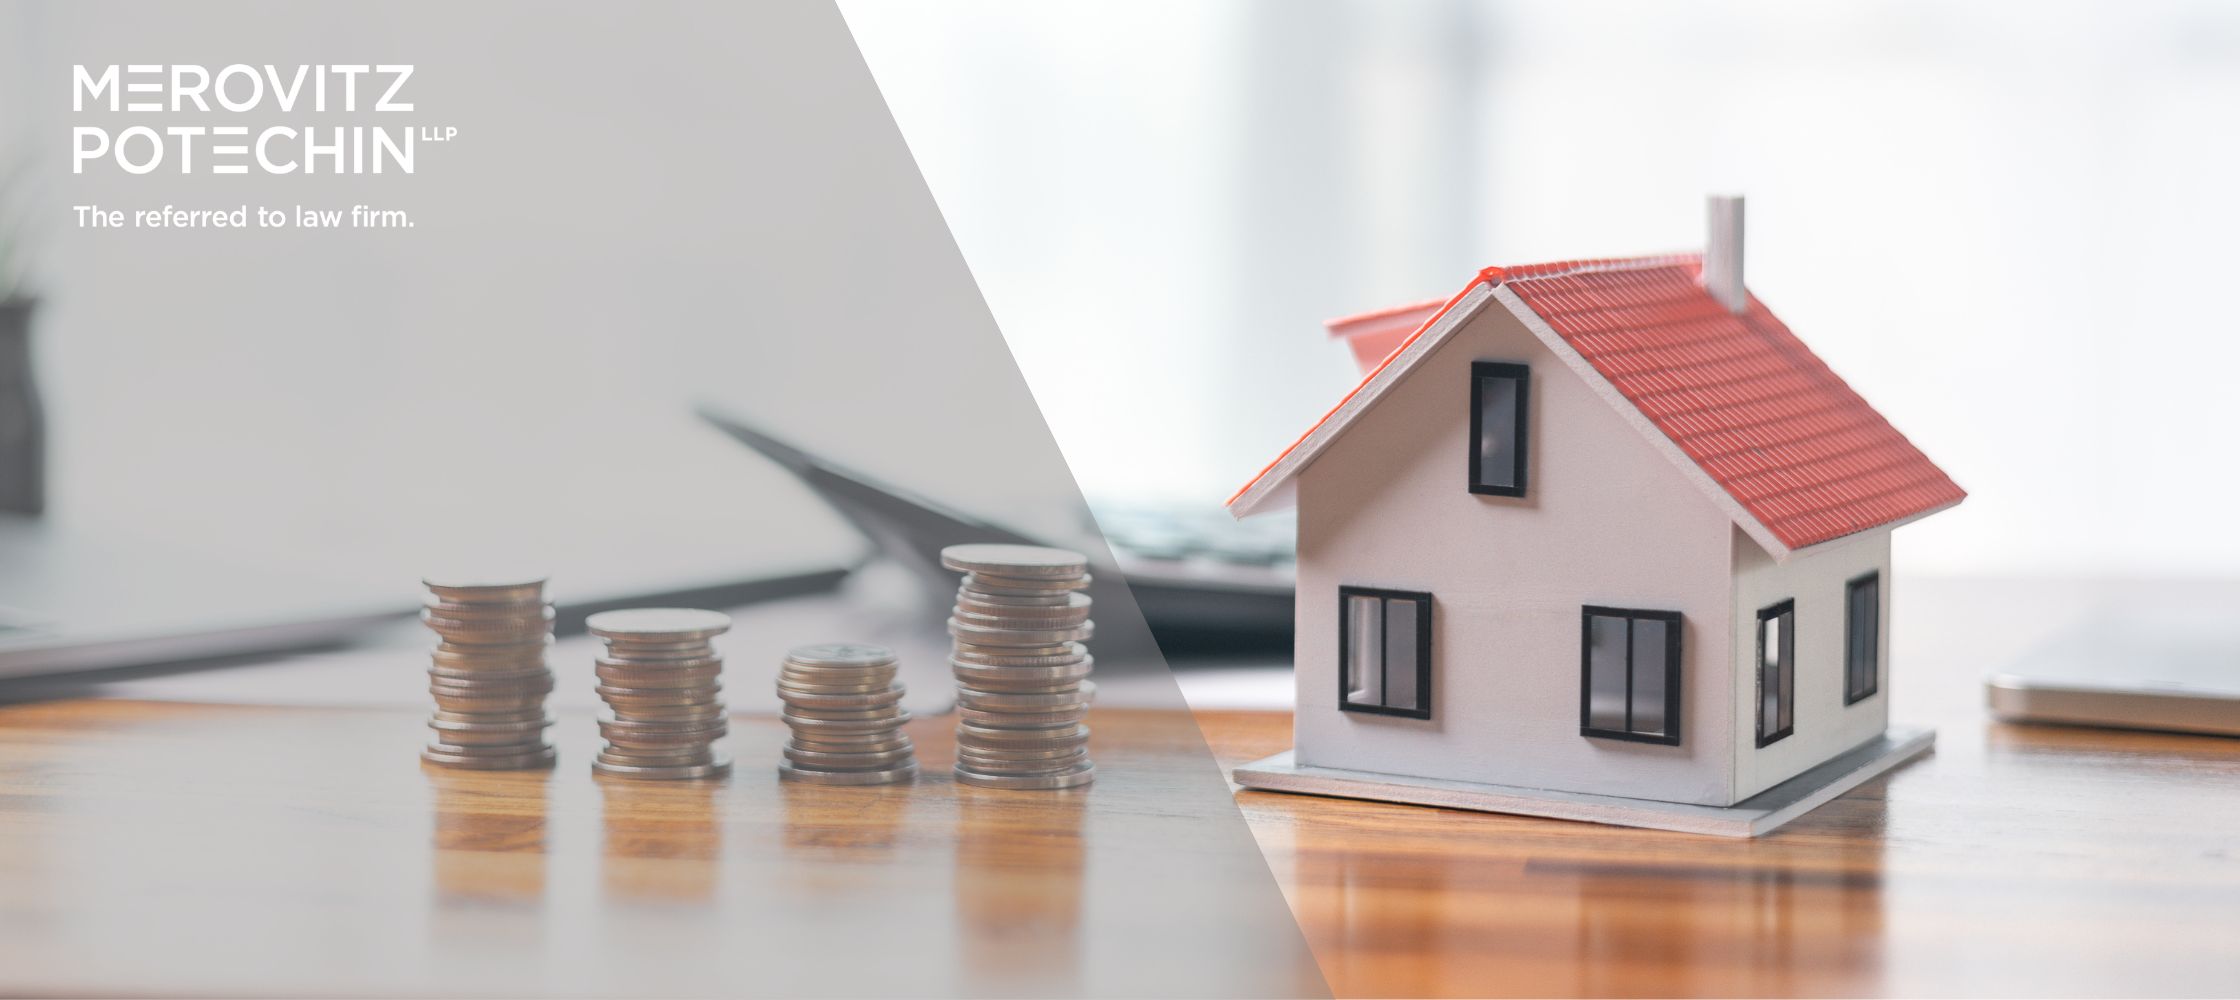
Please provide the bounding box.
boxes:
[0,703,1322,998]
[1196,578,2240,998]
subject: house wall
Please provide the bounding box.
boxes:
[1292,303,1742,806]
[1729,526,1892,799]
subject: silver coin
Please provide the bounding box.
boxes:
[421,607,555,631]
[425,737,553,757]
[422,745,557,770]
[430,706,551,724]
[426,679,555,699]
[954,665,1080,685]
[777,674,903,690]
[956,752,1089,775]
[597,746,718,766]
[953,761,1095,789]
[434,636,548,652]
[957,684,1093,709]
[939,544,1088,578]
[425,668,553,690]
[776,674,895,695]
[778,661,898,679]
[430,645,548,670]
[428,673,555,694]
[956,587,1076,608]
[602,704,728,723]
[586,607,731,641]
[950,644,1088,667]
[422,601,552,623]
[948,618,1094,646]
[431,693,548,714]
[595,665,724,688]
[428,630,557,650]
[427,663,552,683]
[601,730,727,752]
[777,685,897,704]
[951,609,1093,632]
[594,684,722,704]
[784,642,898,668]
[960,573,1091,596]
[597,653,723,670]
[780,712,910,733]
[786,731,914,749]
[788,744,914,761]
[954,591,1092,617]
[597,641,721,660]
[780,653,896,670]
[952,667,1096,692]
[427,728,552,747]
[782,704,910,722]
[784,744,917,767]
[779,760,918,785]
[597,714,728,734]
[945,609,1093,632]
[599,723,723,742]
[429,713,553,733]
[591,754,733,780]
[594,675,723,695]
[788,730,909,744]
[422,624,552,645]
[958,743,1087,762]
[957,708,1088,729]
[421,597,551,616]
[780,700,908,718]
[600,700,726,717]
[776,686,906,710]
[957,722,1090,746]
[966,569,1090,588]
[421,575,547,604]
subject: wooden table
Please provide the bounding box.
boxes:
[3,577,2236,997]
[0,703,1323,997]
[1191,578,2240,997]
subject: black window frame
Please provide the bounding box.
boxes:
[1755,599,1796,747]
[1337,585,1434,720]
[1468,361,1531,498]
[1577,606,1683,746]
[1844,572,1881,705]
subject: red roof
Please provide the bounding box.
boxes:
[1508,256,1962,550]
[1229,255,1965,554]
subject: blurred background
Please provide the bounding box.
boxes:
[2,1,2236,700]
[843,0,2240,578]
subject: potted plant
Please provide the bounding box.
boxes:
[0,161,42,516]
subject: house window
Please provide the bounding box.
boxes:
[1469,362,1529,497]
[1845,573,1880,704]
[1756,599,1795,747]
[1339,586,1433,719]
[1579,606,1682,745]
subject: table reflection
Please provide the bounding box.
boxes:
[427,766,551,903]
[596,775,723,902]
[779,779,913,860]
[953,785,1088,993]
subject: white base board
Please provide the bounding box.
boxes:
[1233,725,1934,838]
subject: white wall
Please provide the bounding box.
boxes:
[1729,527,1892,800]
[1293,300,1739,806]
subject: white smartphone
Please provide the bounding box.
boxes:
[1988,608,2240,737]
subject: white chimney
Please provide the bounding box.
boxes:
[1704,195,1746,314]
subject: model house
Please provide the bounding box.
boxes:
[1228,197,1963,836]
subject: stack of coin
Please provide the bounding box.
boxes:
[586,608,733,780]
[943,544,1097,790]
[419,575,557,770]
[775,642,918,785]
